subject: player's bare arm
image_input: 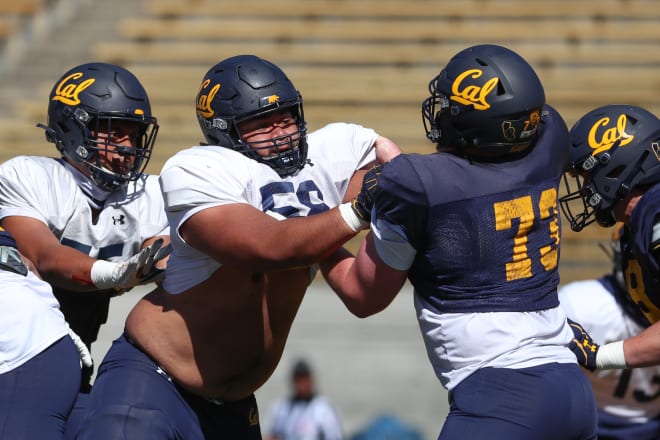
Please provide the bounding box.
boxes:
[1,215,97,290]
[321,233,407,318]
[180,202,362,272]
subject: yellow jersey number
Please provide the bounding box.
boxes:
[493,188,560,281]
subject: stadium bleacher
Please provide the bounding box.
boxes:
[0,0,658,296]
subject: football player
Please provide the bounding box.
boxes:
[320,44,598,439]
[0,62,170,416]
[562,105,660,372]
[0,227,84,438]
[560,224,660,440]
[71,54,400,439]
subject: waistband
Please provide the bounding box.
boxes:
[123,332,225,406]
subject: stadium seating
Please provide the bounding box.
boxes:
[2,0,660,280]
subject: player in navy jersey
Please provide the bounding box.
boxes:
[560,224,660,440]
[70,55,400,439]
[561,105,660,372]
[321,44,597,439]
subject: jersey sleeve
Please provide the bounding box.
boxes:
[137,174,170,238]
[307,123,378,170]
[372,155,430,250]
[372,216,417,271]
[0,157,70,224]
[160,147,253,213]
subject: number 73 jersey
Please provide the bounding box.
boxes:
[374,105,569,314]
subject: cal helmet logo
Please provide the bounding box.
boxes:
[451,69,498,110]
[196,79,220,119]
[52,72,95,106]
[587,113,634,156]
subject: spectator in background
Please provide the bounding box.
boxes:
[265,358,343,440]
[559,223,660,440]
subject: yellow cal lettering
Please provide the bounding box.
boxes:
[52,72,95,106]
[196,79,220,119]
[587,114,634,156]
[450,69,498,110]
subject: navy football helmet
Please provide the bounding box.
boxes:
[422,44,545,157]
[40,62,158,192]
[559,105,660,231]
[195,54,308,177]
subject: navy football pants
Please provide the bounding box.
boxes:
[0,336,81,439]
[597,409,660,440]
[439,363,598,440]
[69,334,262,439]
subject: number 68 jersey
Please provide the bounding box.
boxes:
[161,122,378,294]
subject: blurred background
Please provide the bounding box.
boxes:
[2,0,659,438]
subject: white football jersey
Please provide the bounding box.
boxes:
[0,268,68,373]
[559,279,660,423]
[161,123,378,293]
[0,156,169,261]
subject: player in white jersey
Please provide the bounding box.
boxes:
[0,227,85,439]
[559,225,660,440]
[0,63,170,428]
[72,55,399,439]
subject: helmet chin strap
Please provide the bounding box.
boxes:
[60,160,113,208]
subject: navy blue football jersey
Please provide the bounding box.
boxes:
[374,105,569,313]
[620,183,660,325]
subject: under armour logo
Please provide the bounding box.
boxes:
[581,340,598,352]
[112,215,125,225]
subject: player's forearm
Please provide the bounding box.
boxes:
[374,135,402,163]
[321,248,374,318]
[34,246,98,291]
[253,206,361,271]
[622,321,660,368]
[322,237,402,318]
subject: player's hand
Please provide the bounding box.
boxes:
[137,242,172,285]
[567,318,599,371]
[351,164,383,224]
[91,238,170,290]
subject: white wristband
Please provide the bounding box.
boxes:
[596,340,627,370]
[90,260,120,289]
[338,202,368,233]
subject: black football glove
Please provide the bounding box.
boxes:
[350,164,383,223]
[567,318,599,371]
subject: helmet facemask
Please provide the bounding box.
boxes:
[560,169,611,232]
[46,105,158,192]
[206,103,308,178]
